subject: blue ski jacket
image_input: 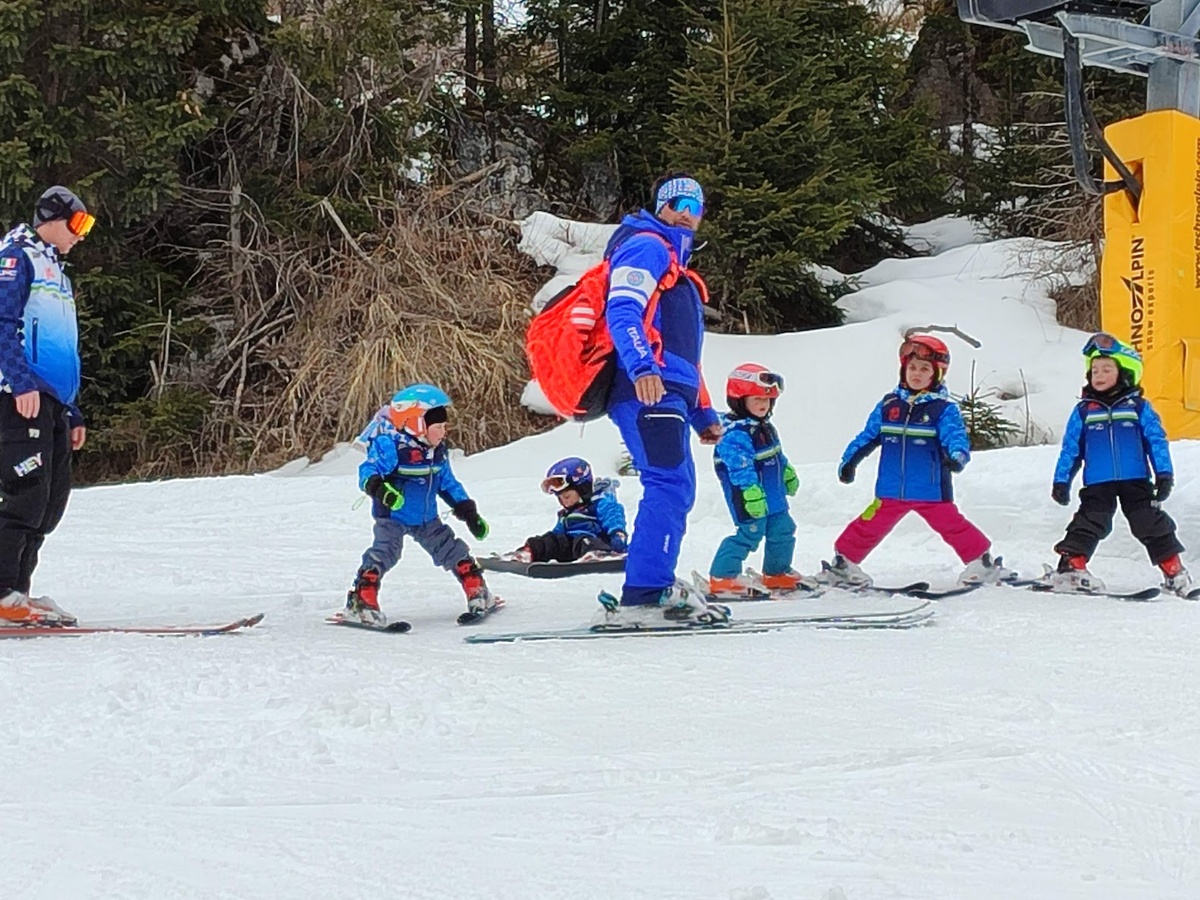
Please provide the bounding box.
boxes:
[714,413,792,522]
[1053,386,1172,487]
[603,211,719,433]
[551,479,627,540]
[840,384,971,502]
[359,428,471,526]
[0,224,83,422]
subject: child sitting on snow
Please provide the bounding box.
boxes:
[822,335,1015,588]
[343,383,495,626]
[706,363,804,596]
[1048,333,1190,595]
[515,457,627,563]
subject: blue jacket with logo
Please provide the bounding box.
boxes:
[359,427,471,527]
[603,211,719,433]
[840,384,971,502]
[1053,385,1172,487]
[0,224,82,422]
[714,413,792,522]
[550,479,626,540]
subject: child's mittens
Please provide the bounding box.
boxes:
[453,499,490,539]
[1155,474,1173,502]
[783,464,800,496]
[837,462,856,484]
[741,484,768,518]
[609,531,628,552]
[946,451,968,473]
[1051,482,1070,506]
[365,475,405,511]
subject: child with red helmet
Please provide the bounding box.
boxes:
[707,363,805,596]
[822,336,1015,587]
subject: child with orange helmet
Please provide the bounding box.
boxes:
[707,363,805,596]
[822,336,1014,588]
[339,383,496,628]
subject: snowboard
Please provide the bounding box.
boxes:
[0,612,265,638]
[481,554,626,578]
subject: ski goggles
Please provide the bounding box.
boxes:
[541,475,573,495]
[743,370,784,390]
[1083,332,1122,356]
[66,210,96,238]
[900,340,949,364]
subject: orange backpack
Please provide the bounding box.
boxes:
[525,233,702,421]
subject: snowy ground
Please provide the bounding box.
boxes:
[6,223,1200,899]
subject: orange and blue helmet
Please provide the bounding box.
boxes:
[388,383,451,438]
[900,335,950,387]
[1083,332,1142,386]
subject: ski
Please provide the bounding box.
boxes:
[481,554,625,578]
[464,602,935,643]
[0,612,265,638]
[457,597,506,626]
[1020,582,1162,602]
[325,615,412,633]
[901,583,983,600]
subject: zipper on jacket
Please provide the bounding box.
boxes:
[899,402,915,500]
[30,317,38,364]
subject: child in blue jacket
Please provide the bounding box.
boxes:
[1050,333,1189,594]
[344,384,494,626]
[516,457,628,563]
[823,336,1014,587]
[707,364,803,595]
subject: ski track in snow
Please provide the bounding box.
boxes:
[6,225,1200,898]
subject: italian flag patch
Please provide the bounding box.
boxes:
[0,258,17,270]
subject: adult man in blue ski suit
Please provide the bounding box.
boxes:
[598,174,726,626]
[0,186,92,626]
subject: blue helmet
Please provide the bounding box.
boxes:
[388,383,452,437]
[541,456,593,500]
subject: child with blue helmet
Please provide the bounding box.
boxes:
[515,457,628,563]
[343,384,496,626]
[1050,333,1189,594]
[707,364,804,596]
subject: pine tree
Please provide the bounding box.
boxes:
[666,0,939,329]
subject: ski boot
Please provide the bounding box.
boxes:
[596,581,730,629]
[1049,555,1105,593]
[759,569,818,593]
[456,559,498,621]
[0,590,75,626]
[958,552,1018,586]
[345,568,387,626]
[1159,555,1194,597]
[707,573,765,600]
[817,554,872,588]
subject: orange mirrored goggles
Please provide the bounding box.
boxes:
[67,210,95,237]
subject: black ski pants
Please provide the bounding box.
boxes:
[0,392,73,595]
[1054,479,1183,565]
[525,531,613,563]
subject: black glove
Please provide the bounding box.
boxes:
[1051,482,1070,506]
[364,475,404,511]
[838,462,856,485]
[1155,475,1173,502]
[946,452,968,474]
[453,499,489,540]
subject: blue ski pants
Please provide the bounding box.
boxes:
[709,511,797,578]
[608,393,696,606]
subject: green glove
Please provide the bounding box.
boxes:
[741,484,768,518]
[365,475,405,511]
[453,500,489,540]
[783,464,799,497]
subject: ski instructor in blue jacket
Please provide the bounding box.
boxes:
[596,174,728,628]
[0,186,93,627]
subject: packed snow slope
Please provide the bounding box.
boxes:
[6,222,1200,900]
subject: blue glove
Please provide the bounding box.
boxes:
[783,464,800,496]
[609,531,628,553]
[946,452,968,473]
[365,475,404,511]
[741,484,768,518]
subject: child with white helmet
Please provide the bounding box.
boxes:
[823,335,1015,587]
[1049,333,1190,594]
[342,383,495,627]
